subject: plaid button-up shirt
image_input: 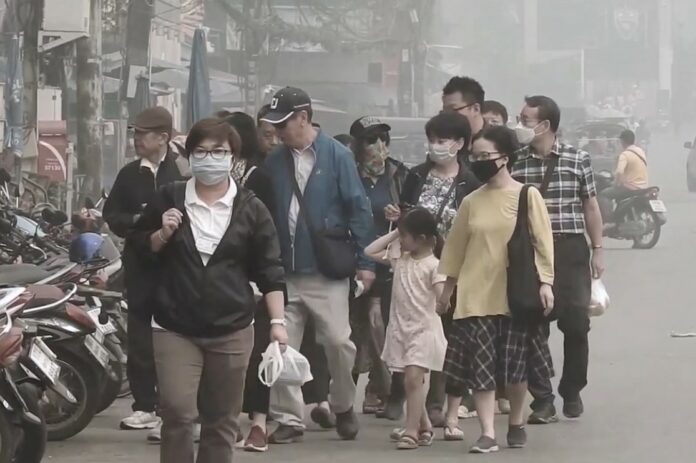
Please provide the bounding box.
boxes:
[511,141,596,234]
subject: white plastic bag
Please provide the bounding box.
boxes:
[588,279,610,317]
[258,341,313,387]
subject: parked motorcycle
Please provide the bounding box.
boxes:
[0,286,77,462]
[596,171,667,249]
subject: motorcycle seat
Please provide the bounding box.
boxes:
[0,264,52,286]
[22,284,65,309]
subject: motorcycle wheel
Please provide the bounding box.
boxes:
[632,210,661,249]
[14,383,46,463]
[0,410,16,463]
[41,350,99,441]
[97,359,123,414]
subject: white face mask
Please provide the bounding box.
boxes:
[515,123,537,145]
[428,139,462,164]
[190,155,232,186]
[515,121,548,145]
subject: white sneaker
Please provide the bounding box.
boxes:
[120,411,161,430]
[147,422,161,442]
[497,398,511,415]
[458,405,478,419]
[147,422,200,444]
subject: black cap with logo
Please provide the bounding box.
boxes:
[260,87,312,124]
[349,116,391,139]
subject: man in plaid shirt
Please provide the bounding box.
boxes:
[511,95,605,424]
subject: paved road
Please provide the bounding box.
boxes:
[46,130,696,462]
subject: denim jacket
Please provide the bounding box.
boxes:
[265,130,376,275]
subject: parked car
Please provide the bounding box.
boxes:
[683,138,696,192]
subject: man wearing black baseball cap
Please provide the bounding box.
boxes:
[104,106,185,437]
[263,87,376,443]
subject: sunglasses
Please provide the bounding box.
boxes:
[364,132,389,145]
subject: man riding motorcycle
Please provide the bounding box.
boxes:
[599,129,648,224]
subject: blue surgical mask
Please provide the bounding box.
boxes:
[190,155,232,186]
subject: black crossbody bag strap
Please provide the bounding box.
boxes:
[539,156,559,197]
[435,180,458,223]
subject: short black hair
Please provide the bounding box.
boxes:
[221,112,260,161]
[185,118,242,159]
[524,95,561,133]
[472,125,520,170]
[256,105,272,125]
[442,76,485,106]
[425,112,472,146]
[482,100,508,123]
[334,134,354,147]
[619,129,636,145]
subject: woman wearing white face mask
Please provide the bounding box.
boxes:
[131,118,287,463]
[380,112,481,428]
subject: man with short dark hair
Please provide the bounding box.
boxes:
[598,129,648,223]
[442,76,486,139]
[512,95,604,424]
[262,87,375,443]
[257,104,279,159]
[104,107,185,436]
[482,100,508,126]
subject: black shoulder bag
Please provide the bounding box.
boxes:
[507,185,545,324]
[285,154,357,280]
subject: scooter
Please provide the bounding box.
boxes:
[0,286,77,462]
[596,171,667,249]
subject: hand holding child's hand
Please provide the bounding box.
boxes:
[436,297,450,315]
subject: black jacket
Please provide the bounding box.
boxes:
[400,156,481,210]
[130,181,285,338]
[241,163,274,213]
[103,151,184,315]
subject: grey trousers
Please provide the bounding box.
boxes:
[270,274,357,428]
[154,326,253,463]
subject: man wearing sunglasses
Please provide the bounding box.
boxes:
[349,116,409,416]
[262,87,375,444]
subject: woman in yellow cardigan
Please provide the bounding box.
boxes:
[436,126,555,454]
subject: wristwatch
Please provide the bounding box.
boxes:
[270,319,286,326]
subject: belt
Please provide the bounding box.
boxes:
[552,233,585,240]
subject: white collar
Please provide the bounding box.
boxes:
[185,177,237,208]
[291,143,315,157]
[140,150,167,172]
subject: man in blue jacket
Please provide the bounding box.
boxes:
[263,87,375,443]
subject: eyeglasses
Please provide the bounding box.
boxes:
[191,148,231,160]
[468,151,504,162]
[443,102,475,113]
[516,116,540,126]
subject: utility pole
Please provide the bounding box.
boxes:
[22,0,44,164]
[76,0,103,201]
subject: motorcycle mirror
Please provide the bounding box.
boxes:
[0,169,11,184]
[50,210,68,226]
[0,218,12,234]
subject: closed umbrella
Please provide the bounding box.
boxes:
[132,75,153,116]
[186,28,212,129]
[4,34,23,157]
